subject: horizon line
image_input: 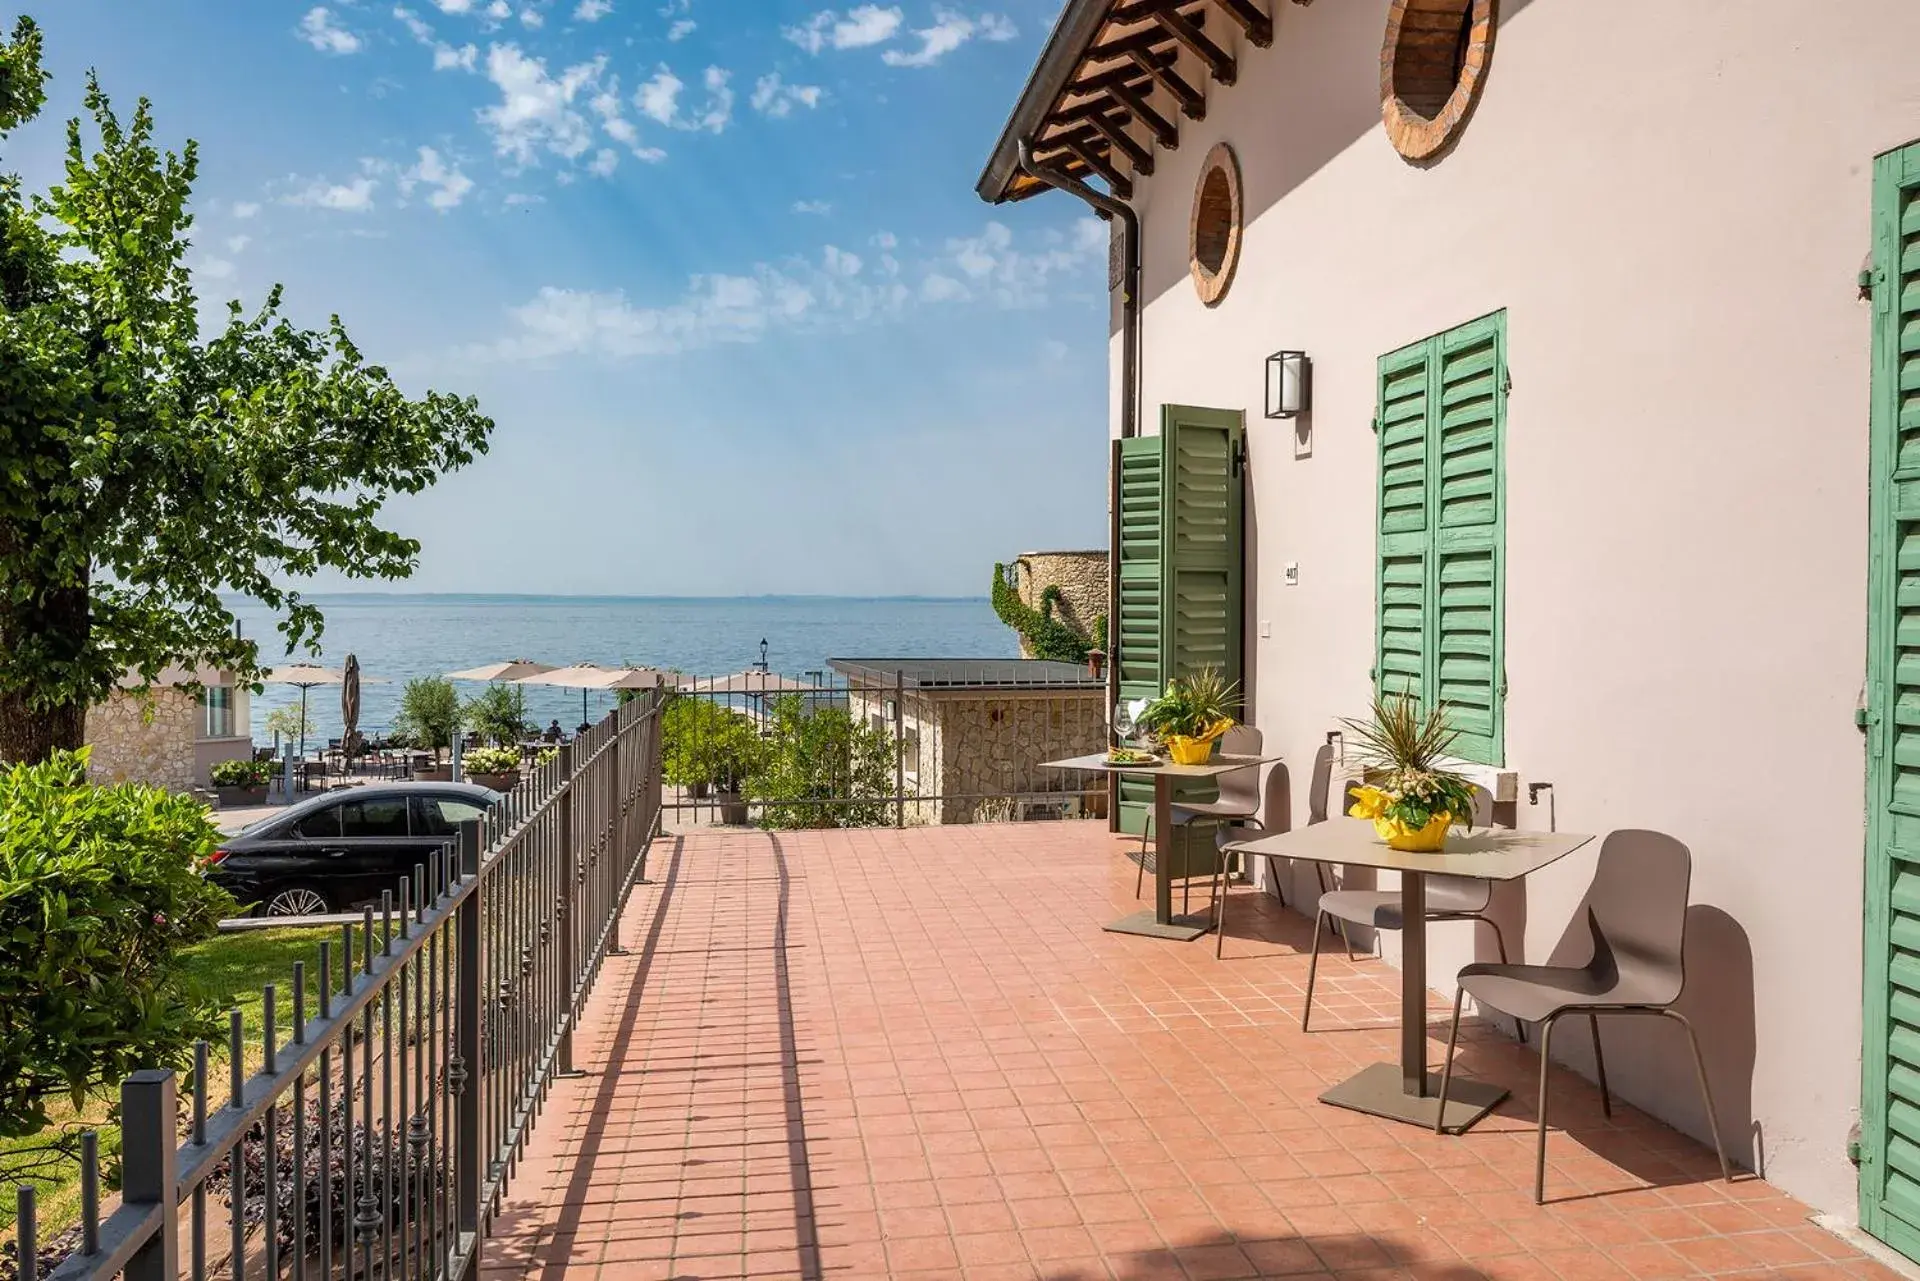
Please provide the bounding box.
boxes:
[223,591,994,603]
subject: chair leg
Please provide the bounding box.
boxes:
[1589,1014,1611,1118]
[1302,912,1327,1031]
[1434,986,1466,1134]
[1135,816,1149,899]
[1213,855,1229,958]
[1266,853,1288,910]
[1479,917,1527,1044]
[1535,1014,1560,1205]
[1667,1009,1733,1184]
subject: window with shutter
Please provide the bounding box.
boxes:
[1374,311,1506,766]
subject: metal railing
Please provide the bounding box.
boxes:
[10,688,665,1281]
[658,665,1108,829]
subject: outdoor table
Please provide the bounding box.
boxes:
[1042,752,1281,941]
[1223,821,1593,1133]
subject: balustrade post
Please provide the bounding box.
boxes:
[121,1071,179,1281]
[454,821,484,1262]
[555,743,580,1076]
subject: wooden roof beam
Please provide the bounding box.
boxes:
[1061,137,1134,200]
[1067,51,1169,98]
[1152,7,1235,86]
[1101,82,1178,148]
[1086,25,1182,63]
[1126,47,1206,120]
[1209,0,1272,47]
[1083,111,1155,175]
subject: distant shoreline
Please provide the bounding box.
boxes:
[222,593,992,604]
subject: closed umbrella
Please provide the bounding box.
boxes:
[512,662,634,730]
[341,654,362,759]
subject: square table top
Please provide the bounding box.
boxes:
[1224,819,1594,881]
[1040,751,1280,780]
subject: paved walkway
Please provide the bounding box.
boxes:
[485,824,1898,1280]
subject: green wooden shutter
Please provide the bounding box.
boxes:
[1861,139,1920,1265]
[1114,435,1164,835]
[1374,313,1506,766]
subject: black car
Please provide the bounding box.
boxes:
[209,783,502,917]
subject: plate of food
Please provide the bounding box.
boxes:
[1103,746,1161,767]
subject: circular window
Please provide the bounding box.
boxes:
[1189,142,1242,306]
[1381,0,1496,161]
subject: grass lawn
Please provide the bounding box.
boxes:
[0,924,391,1236]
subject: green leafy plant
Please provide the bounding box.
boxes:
[748,695,893,829]
[1341,693,1478,832]
[1135,666,1238,739]
[459,745,520,775]
[991,564,1103,664]
[0,750,235,1137]
[0,21,492,764]
[208,758,271,789]
[662,698,764,791]
[462,684,529,745]
[393,677,460,751]
[534,746,558,769]
[261,705,310,747]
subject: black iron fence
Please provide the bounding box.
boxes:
[10,688,664,1281]
[657,665,1106,829]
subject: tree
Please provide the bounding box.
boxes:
[463,683,529,745]
[0,17,493,763]
[394,677,460,751]
[262,704,310,748]
[748,695,895,829]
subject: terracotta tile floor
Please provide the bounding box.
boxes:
[485,824,1900,1280]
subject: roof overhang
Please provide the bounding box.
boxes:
[975,0,1276,205]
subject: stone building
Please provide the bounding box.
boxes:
[830,658,1106,825]
[1009,550,1107,658]
[84,664,252,792]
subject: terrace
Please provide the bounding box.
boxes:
[477,822,1895,1281]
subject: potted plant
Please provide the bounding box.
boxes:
[209,757,273,807]
[1341,693,1479,852]
[1135,666,1238,764]
[460,745,522,792]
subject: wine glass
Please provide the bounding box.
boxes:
[1112,701,1134,752]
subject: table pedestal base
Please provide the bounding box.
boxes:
[1102,909,1212,941]
[1319,1062,1509,1134]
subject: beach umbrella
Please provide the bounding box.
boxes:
[446,659,557,683]
[686,671,813,694]
[341,654,362,758]
[512,662,634,729]
[607,667,690,692]
[262,663,344,762]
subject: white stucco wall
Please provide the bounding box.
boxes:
[1105,0,1920,1220]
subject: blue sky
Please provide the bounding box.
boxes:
[12,0,1108,596]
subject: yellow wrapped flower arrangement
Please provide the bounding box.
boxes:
[1135,667,1238,765]
[1341,694,1477,852]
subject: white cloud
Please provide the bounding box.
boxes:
[575,0,613,17]
[823,245,862,276]
[691,67,733,132]
[519,7,544,27]
[402,146,476,209]
[479,44,607,166]
[871,230,897,248]
[227,234,252,254]
[232,201,262,220]
[395,6,436,42]
[882,8,974,67]
[785,5,902,53]
[298,6,363,54]
[504,191,545,205]
[433,0,474,11]
[396,6,482,70]
[920,272,965,302]
[636,65,731,132]
[931,216,1106,306]
[284,171,380,212]
[487,0,512,18]
[977,12,1016,40]
[588,148,619,177]
[635,68,681,125]
[750,73,823,118]
[667,18,696,38]
[791,199,832,215]
[198,257,237,281]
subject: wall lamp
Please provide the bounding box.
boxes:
[1265,350,1312,419]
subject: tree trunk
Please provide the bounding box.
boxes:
[0,540,92,764]
[0,686,84,764]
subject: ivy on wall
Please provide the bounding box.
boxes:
[991,564,1104,664]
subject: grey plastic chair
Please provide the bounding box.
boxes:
[1301,785,1512,1033]
[1433,830,1732,1204]
[1210,744,1343,957]
[1135,724,1263,899]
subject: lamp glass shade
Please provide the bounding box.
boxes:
[1265,350,1311,418]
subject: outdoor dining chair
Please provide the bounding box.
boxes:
[1301,785,1511,1033]
[1135,724,1263,899]
[1209,744,1345,957]
[1432,829,1732,1203]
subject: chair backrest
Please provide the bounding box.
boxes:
[1425,784,1498,909]
[1582,829,1692,1003]
[1257,761,1292,835]
[1215,725,1263,809]
[1307,743,1334,824]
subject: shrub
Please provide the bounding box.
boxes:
[662,698,764,790]
[261,704,311,747]
[393,677,460,750]
[748,696,894,829]
[0,751,235,1137]
[209,758,272,789]
[459,745,520,775]
[462,683,529,745]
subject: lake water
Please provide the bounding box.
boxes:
[229,595,1018,742]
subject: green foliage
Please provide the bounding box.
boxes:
[261,704,310,746]
[459,744,519,775]
[662,697,764,790]
[393,677,459,750]
[990,564,1101,664]
[748,695,894,829]
[462,683,529,745]
[1135,666,1238,738]
[1342,693,1478,831]
[0,29,493,761]
[0,750,235,1137]
[208,757,270,788]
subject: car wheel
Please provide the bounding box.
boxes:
[262,885,333,917]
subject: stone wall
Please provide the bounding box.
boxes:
[933,690,1105,824]
[1013,550,1108,658]
[85,687,198,792]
